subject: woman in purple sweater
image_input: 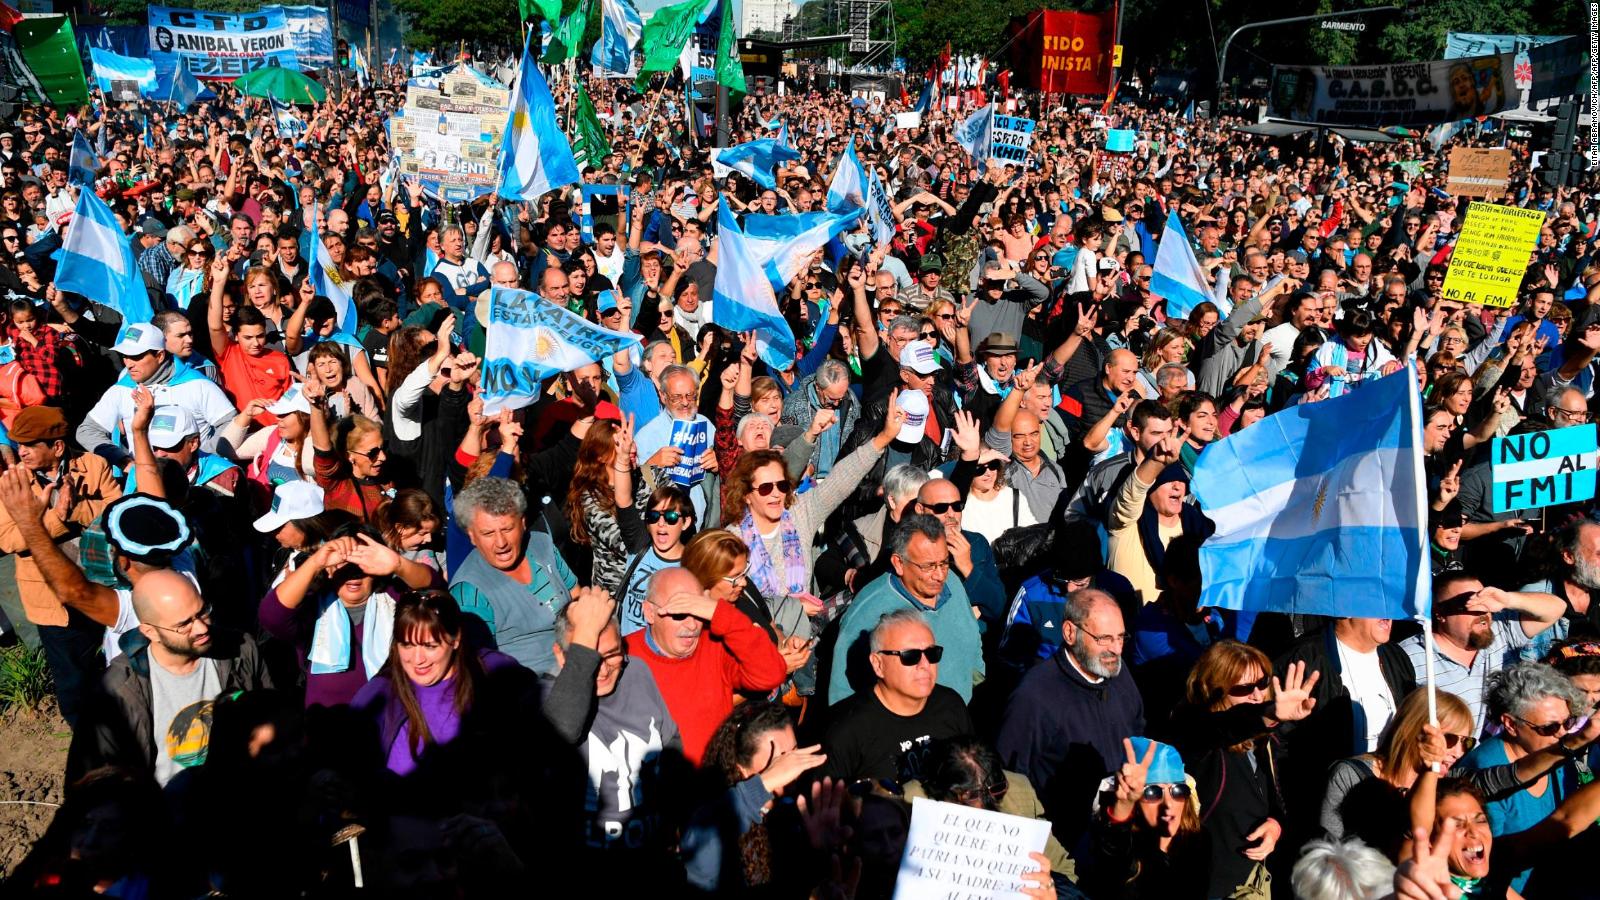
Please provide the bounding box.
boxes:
[259,523,440,708]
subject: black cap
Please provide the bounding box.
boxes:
[104,493,192,563]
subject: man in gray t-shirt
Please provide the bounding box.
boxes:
[150,655,222,786]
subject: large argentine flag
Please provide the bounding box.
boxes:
[1151,210,1221,319]
[716,201,799,371]
[1191,364,1429,621]
[591,0,644,77]
[498,38,581,201]
[712,136,801,191]
[89,47,156,95]
[743,208,864,294]
[480,287,642,414]
[55,189,154,340]
[825,138,896,246]
[308,210,360,342]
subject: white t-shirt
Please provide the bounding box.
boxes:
[1335,638,1396,753]
[961,487,1037,544]
[87,376,237,451]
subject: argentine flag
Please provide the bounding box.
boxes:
[88,47,156,96]
[308,209,360,342]
[69,131,101,187]
[715,200,799,371]
[592,0,644,77]
[824,137,895,246]
[743,208,864,294]
[498,37,581,202]
[1192,364,1429,621]
[712,135,801,191]
[271,96,306,137]
[1151,210,1220,319]
[480,287,642,414]
[55,189,154,341]
[955,104,994,168]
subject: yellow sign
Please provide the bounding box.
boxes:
[1440,202,1547,309]
[1112,44,1123,67]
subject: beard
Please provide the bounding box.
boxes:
[1072,639,1122,679]
[1572,553,1600,591]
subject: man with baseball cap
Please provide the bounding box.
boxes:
[77,322,239,468]
[134,405,242,498]
[901,253,954,313]
[0,407,123,725]
[839,341,957,520]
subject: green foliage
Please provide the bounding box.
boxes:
[97,0,263,25]
[394,0,521,49]
[894,0,1099,68]
[0,645,53,714]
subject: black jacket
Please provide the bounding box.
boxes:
[1169,702,1286,899]
[840,387,957,521]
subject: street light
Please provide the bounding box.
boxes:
[1215,5,1402,107]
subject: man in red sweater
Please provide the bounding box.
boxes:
[625,566,785,764]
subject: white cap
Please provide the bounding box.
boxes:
[253,481,326,533]
[268,383,312,416]
[897,340,940,375]
[896,390,929,444]
[146,405,198,450]
[111,322,166,356]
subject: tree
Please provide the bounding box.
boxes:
[394,0,520,49]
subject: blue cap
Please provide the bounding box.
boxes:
[1127,737,1187,785]
[596,290,620,314]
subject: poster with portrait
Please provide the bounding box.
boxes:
[1269,53,1518,126]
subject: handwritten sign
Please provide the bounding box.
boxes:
[1491,424,1599,513]
[664,419,711,487]
[989,115,1036,166]
[1446,147,1512,198]
[893,798,1051,900]
[1440,202,1545,309]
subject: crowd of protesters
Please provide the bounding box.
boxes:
[0,44,1596,900]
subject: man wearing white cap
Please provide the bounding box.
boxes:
[77,322,239,468]
[132,405,243,498]
[839,341,956,519]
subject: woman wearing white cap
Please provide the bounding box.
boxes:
[218,382,317,490]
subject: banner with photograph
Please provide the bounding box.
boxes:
[1269,53,1518,126]
[148,5,300,79]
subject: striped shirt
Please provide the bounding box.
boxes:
[1400,614,1532,737]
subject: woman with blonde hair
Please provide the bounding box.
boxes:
[1137,329,1192,399]
[1170,640,1320,899]
[237,265,291,350]
[683,529,809,678]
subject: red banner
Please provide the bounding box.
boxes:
[1006,9,1114,95]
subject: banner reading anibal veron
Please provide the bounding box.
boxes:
[1269,53,1518,126]
[148,6,300,80]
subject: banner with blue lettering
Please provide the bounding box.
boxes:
[148,5,300,79]
[281,6,335,67]
[665,420,711,487]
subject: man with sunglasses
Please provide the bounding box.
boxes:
[1401,572,1565,736]
[914,476,1006,632]
[822,607,973,786]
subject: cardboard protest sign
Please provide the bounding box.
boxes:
[1491,424,1599,513]
[893,798,1051,900]
[1446,148,1512,198]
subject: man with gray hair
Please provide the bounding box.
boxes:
[781,358,858,478]
[1290,839,1394,900]
[849,463,929,576]
[997,588,1144,849]
[450,476,579,674]
[822,607,973,785]
[429,223,490,308]
[829,514,983,704]
[634,364,718,520]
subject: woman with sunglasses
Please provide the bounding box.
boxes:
[1170,641,1320,898]
[166,237,214,310]
[1083,737,1210,899]
[616,485,695,636]
[959,447,1037,543]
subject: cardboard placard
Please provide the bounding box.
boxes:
[1447,147,1512,198]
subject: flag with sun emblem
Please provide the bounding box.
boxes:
[498,34,580,202]
[1191,362,1429,621]
[480,287,641,414]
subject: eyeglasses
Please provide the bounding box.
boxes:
[598,649,628,669]
[1227,675,1273,697]
[353,444,388,461]
[150,602,213,635]
[665,391,696,404]
[1080,628,1128,648]
[720,565,750,587]
[900,557,951,574]
[1513,715,1574,738]
[1552,407,1590,423]
[921,500,965,514]
[643,509,688,525]
[1441,732,1478,752]
[1141,783,1192,802]
[753,479,792,497]
[875,645,944,666]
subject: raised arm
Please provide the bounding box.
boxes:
[0,467,119,626]
[206,254,233,353]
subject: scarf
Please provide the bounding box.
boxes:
[975,366,1012,399]
[308,589,396,679]
[674,299,709,341]
[809,383,842,477]
[1449,875,1484,898]
[1137,464,1215,577]
[738,507,807,603]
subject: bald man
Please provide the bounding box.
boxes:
[1059,347,1140,456]
[71,570,272,784]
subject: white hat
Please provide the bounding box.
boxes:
[897,340,940,375]
[268,383,312,416]
[111,322,166,356]
[253,481,326,533]
[896,390,929,444]
[146,405,198,450]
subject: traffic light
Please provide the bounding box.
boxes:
[1552,102,1577,151]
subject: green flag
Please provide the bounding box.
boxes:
[542,0,592,64]
[519,0,563,23]
[634,0,703,90]
[13,15,87,107]
[571,83,612,166]
[714,0,745,97]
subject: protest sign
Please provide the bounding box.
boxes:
[1439,202,1545,308]
[895,111,922,129]
[479,287,641,414]
[394,66,510,202]
[280,5,334,67]
[1491,425,1599,513]
[1269,53,1518,126]
[1105,128,1135,152]
[1446,148,1512,198]
[893,798,1051,900]
[148,5,300,79]
[664,420,711,487]
[989,115,1036,166]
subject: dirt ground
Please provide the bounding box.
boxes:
[0,702,69,882]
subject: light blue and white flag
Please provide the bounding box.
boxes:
[88,47,156,96]
[955,104,994,168]
[1151,210,1219,319]
[69,132,101,187]
[162,58,200,110]
[479,286,642,414]
[591,0,644,77]
[350,44,370,87]
[1192,364,1429,621]
[743,208,864,294]
[715,200,799,371]
[308,207,359,339]
[271,95,306,137]
[498,37,581,201]
[711,135,801,191]
[412,50,433,67]
[824,138,896,246]
[55,189,154,340]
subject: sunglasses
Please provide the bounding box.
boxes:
[875,645,944,666]
[921,500,965,514]
[920,330,937,339]
[1141,783,1192,802]
[978,460,1005,473]
[1514,715,1574,738]
[753,479,792,497]
[650,603,694,622]
[1441,732,1478,752]
[936,312,956,320]
[643,509,688,525]
[1227,675,1272,698]
[353,444,388,461]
